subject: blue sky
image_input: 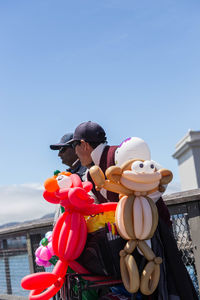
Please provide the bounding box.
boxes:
[0,0,200,224]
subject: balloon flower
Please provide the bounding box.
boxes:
[35,231,58,267]
[21,171,117,300]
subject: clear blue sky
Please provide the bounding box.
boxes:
[0,0,200,224]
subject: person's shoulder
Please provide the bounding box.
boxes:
[102,145,118,154]
[78,164,87,172]
[77,165,87,178]
[100,145,118,170]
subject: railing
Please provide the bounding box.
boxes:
[0,218,53,299]
[163,188,200,296]
[0,189,200,299]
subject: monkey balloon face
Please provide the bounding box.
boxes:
[91,158,173,196]
[119,160,170,192]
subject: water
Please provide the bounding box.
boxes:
[0,257,7,294]
[0,253,55,297]
[0,254,29,297]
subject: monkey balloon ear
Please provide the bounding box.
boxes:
[158,185,166,193]
[159,169,173,185]
[106,166,122,183]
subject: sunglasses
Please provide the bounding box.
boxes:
[59,146,69,153]
[72,140,81,149]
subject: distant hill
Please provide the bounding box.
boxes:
[40,213,54,219]
[0,221,20,229]
[0,213,54,229]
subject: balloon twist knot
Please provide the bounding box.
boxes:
[154,257,162,265]
[134,191,141,196]
[120,250,127,257]
[95,185,103,191]
[54,280,62,288]
[141,191,147,196]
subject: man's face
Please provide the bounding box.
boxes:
[58,146,78,167]
[74,140,93,167]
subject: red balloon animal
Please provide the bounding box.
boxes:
[21,172,117,300]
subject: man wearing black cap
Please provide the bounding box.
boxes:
[69,123,199,300]
[50,133,86,179]
[50,133,87,223]
[69,121,119,203]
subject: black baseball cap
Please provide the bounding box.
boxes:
[69,121,106,144]
[50,133,73,150]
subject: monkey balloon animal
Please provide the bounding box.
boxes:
[90,159,173,295]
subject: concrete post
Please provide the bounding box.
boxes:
[3,239,12,295]
[26,233,35,274]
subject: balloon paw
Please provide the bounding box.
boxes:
[21,272,58,290]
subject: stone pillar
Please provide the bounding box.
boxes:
[173,130,200,191]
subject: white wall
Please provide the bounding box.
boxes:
[178,149,198,191]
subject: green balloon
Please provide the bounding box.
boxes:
[54,170,60,176]
[41,238,48,246]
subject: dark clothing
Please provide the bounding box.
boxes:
[67,161,86,180]
[87,145,119,203]
[151,217,199,300]
[156,197,172,227]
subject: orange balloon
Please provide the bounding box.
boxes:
[44,178,59,193]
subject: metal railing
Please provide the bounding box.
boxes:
[0,189,200,299]
[164,188,200,296]
[0,219,53,298]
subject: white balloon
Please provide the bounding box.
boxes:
[133,196,143,239]
[115,137,151,166]
[139,197,152,240]
[115,197,130,240]
[143,161,156,174]
[56,175,72,189]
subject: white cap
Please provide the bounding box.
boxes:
[115,137,151,166]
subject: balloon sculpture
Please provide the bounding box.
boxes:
[35,231,58,267]
[21,171,117,300]
[90,137,173,295]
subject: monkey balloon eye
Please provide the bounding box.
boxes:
[56,175,72,189]
[143,161,156,173]
[131,161,145,173]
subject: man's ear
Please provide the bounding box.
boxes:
[106,166,122,183]
[81,140,88,150]
[83,140,93,153]
[159,169,173,185]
